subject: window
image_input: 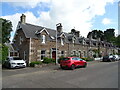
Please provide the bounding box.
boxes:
[61,38,64,45]
[61,51,64,56]
[41,50,46,60]
[73,51,76,55]
[73,39,75,44]
[84,51,86,57]
[41,35,46,44]
[72,58,77,60]
[20,36,23,45]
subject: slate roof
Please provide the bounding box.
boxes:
[18,22,98,44]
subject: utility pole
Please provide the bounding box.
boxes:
[56,23,60,65]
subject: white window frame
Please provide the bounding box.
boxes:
[61,51,64,57]
[41,35,46,44]
[61,38,64,45]
[41,50,46,61]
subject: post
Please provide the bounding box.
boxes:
[56,24,58,64]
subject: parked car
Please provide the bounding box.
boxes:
[102,55,115,62]
[4,57,26,68]
[60,57,87,70]
[113,55,120,61]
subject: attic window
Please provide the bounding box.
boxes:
[61,38,64,45]
[41,35,46,44]
[73,39,75,44]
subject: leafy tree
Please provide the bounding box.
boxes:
[0,18,13,63]
[104,28,115,42]
[87,30,104,41]
[115,35,120,48]
[0,18,12,43]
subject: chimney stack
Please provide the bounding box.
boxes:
[71,29,80,37]
[56,23,62,33]
[20,14,26,24]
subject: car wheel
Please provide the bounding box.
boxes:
[109,59,112,62]
[71,64,75,70]
[8,63,11,69]
[60,65,64,69]
[83,63,87,68]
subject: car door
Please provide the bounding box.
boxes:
[72,57,78,66]
[77,58,84,66]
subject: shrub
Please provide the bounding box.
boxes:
[30,61,42,67]
[98,54,102,57]
[81,57,94,62]
[93,54,96,58]
[42,57,54,64]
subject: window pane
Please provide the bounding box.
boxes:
[41,50,45,54]
[42,35,45,43]
[61,51,64,54]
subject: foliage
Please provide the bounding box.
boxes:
[0,18,13,64]
[1,45,9,64]
[87,30,104,41]
[0,44,2,63]
[115,35,120,48]
[81,57,94,62]
[0,18,13,43]
[104,29,115,42]
[92,49,98,53]
[30,61,42,67]
[98,54,102,57]
[42,57,55,64]
[87,29,116,43]
[93,54,96,58]
[70,55,79,57]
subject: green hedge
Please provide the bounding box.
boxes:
[30,61,42,67]
[81,57,94,62]
[42,57,55,64]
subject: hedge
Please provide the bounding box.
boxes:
[42,57,55,64]
[30,61,42,67]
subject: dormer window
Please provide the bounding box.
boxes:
[61,38,64,45]
[73,38,75,44]
[41,35,46,44]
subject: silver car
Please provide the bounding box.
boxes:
[113,55,120,61]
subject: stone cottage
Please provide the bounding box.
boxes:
[12,14,118,65]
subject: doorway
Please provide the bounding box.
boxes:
[52,51,56,60]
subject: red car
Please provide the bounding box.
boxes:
[60,57,87,70]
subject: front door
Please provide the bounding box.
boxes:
[52,51,56,60]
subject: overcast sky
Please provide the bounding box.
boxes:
[1,0,119,41]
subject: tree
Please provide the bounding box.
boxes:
[0,18,13,63]
[87,30,104,41]
[0,18,12,43]
[115,35,120,48]
[104,28,115,43]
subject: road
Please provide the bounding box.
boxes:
[2,61,118,88]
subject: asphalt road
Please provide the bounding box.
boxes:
[2,61,118,88]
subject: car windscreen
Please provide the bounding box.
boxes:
[13,57,21,60]
[62,58,70,61]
